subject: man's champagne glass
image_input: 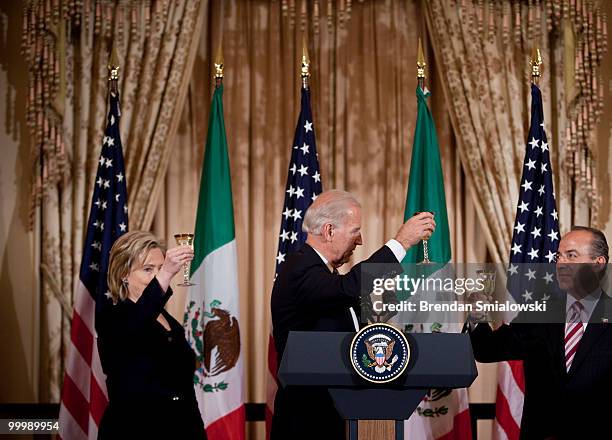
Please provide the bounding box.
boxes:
[473,269,496,323]
[414,211,434,265]
[174,233,195,286]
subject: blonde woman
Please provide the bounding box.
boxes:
[96,231,206,439]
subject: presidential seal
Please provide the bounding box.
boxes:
[350,323,410,383]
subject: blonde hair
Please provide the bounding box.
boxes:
[107,231,164,304]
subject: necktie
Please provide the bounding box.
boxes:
[564,301,585,372]
[332,267,339,275]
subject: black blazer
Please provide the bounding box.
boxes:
[96,278,205,439]
[271,243,401,359]
[470,293,612,439]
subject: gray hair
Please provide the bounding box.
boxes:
[571,226,609,263]
[302,189,361,235]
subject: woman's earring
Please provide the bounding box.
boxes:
[122,278,128,286]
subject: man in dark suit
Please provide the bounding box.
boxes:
[270,189,435,440]
[469,226,612,439]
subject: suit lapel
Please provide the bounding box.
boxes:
[567,324,609,376]
[301,244,328,267]
[302,244,335,272]
[567,293,612,376]
[301,244,357,327]
[548,322,566,375]
[542,296,566,375]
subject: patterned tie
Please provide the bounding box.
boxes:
[564,301,585,372]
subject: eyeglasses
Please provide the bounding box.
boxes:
[554,251,599,263]
[554,251,578,262]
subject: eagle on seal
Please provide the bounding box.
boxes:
[364,339,397,373]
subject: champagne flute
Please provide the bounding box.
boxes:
[174,233,195,286]
[414,211,434,265]
[470,269,496,323]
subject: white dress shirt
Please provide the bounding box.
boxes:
[566,288,602,327]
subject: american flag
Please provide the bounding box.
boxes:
[495,84,560,440]
[58,91,128,440]
[265,86,323,437]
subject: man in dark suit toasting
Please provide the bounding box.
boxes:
[270,189,435,440]
[470,227,612,439]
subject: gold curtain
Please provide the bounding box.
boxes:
[424,0,607,263]
[22,0,204,400]
[21,0,606,429]
[154,2,486,438]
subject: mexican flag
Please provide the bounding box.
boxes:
[402,86,471,440]
[184,84,245,439]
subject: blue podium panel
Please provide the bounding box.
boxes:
[278,331,477,389]
[277,331,477,439]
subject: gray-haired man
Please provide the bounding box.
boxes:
[270,189,434,440]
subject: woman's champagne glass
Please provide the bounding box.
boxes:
[174,233,195,286]
[414,211,434,265]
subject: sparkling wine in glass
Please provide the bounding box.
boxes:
[471,269,496,323]
[414,211,434,265]
[174,233,195,286]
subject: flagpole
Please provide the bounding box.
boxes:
[495,44,561,440]
[414,37,433,265]
[403,34,472,440]
[417,37,426,91]
[301,35,310,90]
[266,34,324,440]
[187,39,246,438]
[60,39,130,440]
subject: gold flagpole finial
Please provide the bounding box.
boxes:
[301,35,310,89]
[417,37,426,90]
[214,45,224,86]
[530,46,542,83]
[108,43,120,82]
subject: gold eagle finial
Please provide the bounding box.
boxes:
[530,46,543,81]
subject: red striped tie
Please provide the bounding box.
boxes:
[564,301,585,372]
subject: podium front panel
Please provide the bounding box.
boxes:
[278,331,477,389]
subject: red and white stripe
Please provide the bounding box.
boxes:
[564,325,584,371]
[564,302,585,371]
[494,292,529,440]
[493,359,524,440]
[58,281,108,440]
[265,333,278,439]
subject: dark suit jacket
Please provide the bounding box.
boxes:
[470,292,612,439]
[270,243,401,440]
[96,278,205,439]
[271,243,400,358]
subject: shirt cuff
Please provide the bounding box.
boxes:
[385,239,406,262]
